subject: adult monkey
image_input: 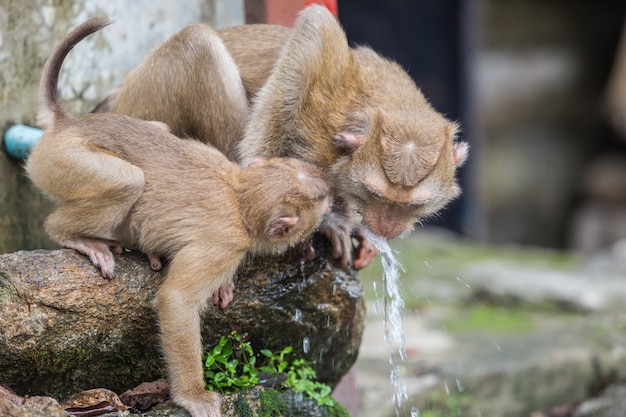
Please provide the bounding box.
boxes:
[98,5,468,269]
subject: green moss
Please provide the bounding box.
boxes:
[259,388,292,417]
[324,398,350,417]
[253,388,349,417]
[441,304,534,333]
[234,391,255,417]
[418,390,480,417]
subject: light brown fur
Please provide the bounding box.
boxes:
[101,5,468,268]
[27,19,330,417]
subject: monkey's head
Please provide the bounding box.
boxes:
[331,106,468,240]
[237,158,331,253]
[240,4,468,240]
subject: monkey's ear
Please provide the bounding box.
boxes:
[268,216,299,239]
[453,142,469,167]
[334,132,364,153]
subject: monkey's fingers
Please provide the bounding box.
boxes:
[212,281,235,310]
[108,241,124,254]
[62,239,117,279]
[146,253,162,271]
[352,230,379,270]
[318,214,354,269]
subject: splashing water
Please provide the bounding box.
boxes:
[366,230,408,413]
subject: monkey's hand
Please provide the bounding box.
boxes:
[63,238,123,279]
[212,280,235,309]
[352,227,379,270]
[318,212,378,270]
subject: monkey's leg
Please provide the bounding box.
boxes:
[42,146,145,278]
[155,246,240,417]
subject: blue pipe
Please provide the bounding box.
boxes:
[3,124,43,159]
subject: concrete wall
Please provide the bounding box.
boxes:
[0,0,244,253]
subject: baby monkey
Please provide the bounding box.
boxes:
[26,18,330,417]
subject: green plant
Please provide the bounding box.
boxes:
[203,331,334,406]
[204,331,259,393]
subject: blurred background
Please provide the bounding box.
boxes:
[338,0,626,252]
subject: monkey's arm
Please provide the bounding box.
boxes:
[155,244,243,417]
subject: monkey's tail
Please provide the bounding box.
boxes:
[38,17,111,129]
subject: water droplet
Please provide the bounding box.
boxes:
[444,381,450,395]
[411,407,420,417]
[292,309,302,322]
[302,337,310,354]
[455,378,464,393]
[492,337,501,351]
[455,276,471,288]
[423,260,432,269]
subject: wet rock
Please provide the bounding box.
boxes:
[143,387,349,417]
[0,238,365,400]
[0,384,348,417]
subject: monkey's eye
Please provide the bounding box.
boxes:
[363,184,384,200]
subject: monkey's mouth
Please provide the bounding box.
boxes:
[362,205,413,240]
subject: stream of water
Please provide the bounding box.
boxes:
[365,230,409,415]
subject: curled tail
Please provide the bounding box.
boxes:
[38,17,111,128]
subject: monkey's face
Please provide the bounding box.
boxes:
[332,116,468,239]
[242,158,331,252]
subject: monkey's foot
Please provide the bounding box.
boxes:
[146,253,162,271]
[212,281,235,309]
[62,238,120,279]
[174,390,221,417]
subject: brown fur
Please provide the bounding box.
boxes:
[100,5,468,267]
[27,18,330,417]
[111,24,249,161]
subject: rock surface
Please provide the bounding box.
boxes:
[0,384,349,417]
[0,240,365,400]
